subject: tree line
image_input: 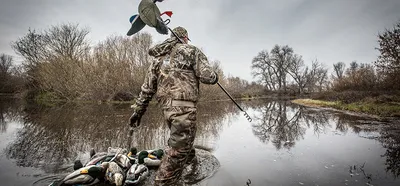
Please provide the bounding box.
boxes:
[330,21,400,92]
[0,23,264,101]
[1,20,399,101]
[251,20,400,95]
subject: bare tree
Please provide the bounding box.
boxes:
[224,76,249,98]
[0,54,13,92]
[375,20,400,89]
[332,61,378,91]
[333,62,345,80]
[286,54,309,94]
[0,54,12,77]
[90,33,153,100]
[375,20,400,70]
[12,29,47,90]
[251,45,295,92]
[270,45,293,92]
[251,50,277,90]
[306,60,329,92]
[11,24,90,98]
[43,23,90,60]
[252,45,328,94]
[315,66,329,92]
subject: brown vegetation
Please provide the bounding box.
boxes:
[312,20,400,109]
[7,23,264,102]
[3,19,400,104]
[0,54,24,94]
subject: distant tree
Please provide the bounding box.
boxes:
[333,62,345,80]
[11,29,46,91]
[252,45,328,94]
[43,23,90,60]
[251,50,277,90]
[12,24,92,99]
[317,68,329,92]
[349,61,358,73]
[308,60,329,92]
[0,54,24,93]
[332,61,377,91]
[375,21,400,71]
[286,54,308,93]
[224,75,248,98]
[375,20,400,89]
[0,54,13,93]
[243,81,266,97]
[252,45,295,92]
[270,45,293,92]
[0,54,12,78]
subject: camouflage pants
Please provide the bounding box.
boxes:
[154,105,197,186]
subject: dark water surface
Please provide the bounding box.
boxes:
[0,98,399,186]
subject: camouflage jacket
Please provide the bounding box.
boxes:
[133,37,218,113]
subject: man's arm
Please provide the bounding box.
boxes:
[193,47,219,84]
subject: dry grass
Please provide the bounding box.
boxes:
[292,98,400,117]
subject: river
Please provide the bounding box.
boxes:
[0,98,399,186]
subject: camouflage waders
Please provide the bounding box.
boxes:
[154,101,197,185]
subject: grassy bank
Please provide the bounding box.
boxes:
[292,98,400,117]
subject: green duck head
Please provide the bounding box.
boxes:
[128,147,138,157]
[138,151,149,164]
[80,166,104,178]
[152,149,164,159]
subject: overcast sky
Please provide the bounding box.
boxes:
[1,0,399,81]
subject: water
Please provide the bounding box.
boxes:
[0,98,399,186]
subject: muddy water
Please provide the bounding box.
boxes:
[0,98,399,186]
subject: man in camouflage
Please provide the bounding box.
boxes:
[129,26,218,185]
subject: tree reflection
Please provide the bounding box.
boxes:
[4,100,237,173]
[0,99,6,132]
[2,98,400,179]
[379,126,400,178]
[251,100,330,150]
[0,98,23,133]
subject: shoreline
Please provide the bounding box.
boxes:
[291,98,400,119]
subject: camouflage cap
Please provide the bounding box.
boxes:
[171,26,190,41]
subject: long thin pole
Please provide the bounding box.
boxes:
[217,82,244,111]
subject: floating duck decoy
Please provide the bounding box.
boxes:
[143,149,164,167]
[104,162,125,186]
[127,147,138,159]
[50,147,164,186]
[48,164,107,186]
[85,147,133,171]
[125,151,150,185]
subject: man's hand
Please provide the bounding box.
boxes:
[129,111,142,128]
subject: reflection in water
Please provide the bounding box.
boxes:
[1,98,400,184]
[0,98,23,133]
[3,100,238,173]
[349,163,373,184]
[379,126,400,178]
[248,99,400,179]
[251,100,329,150]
